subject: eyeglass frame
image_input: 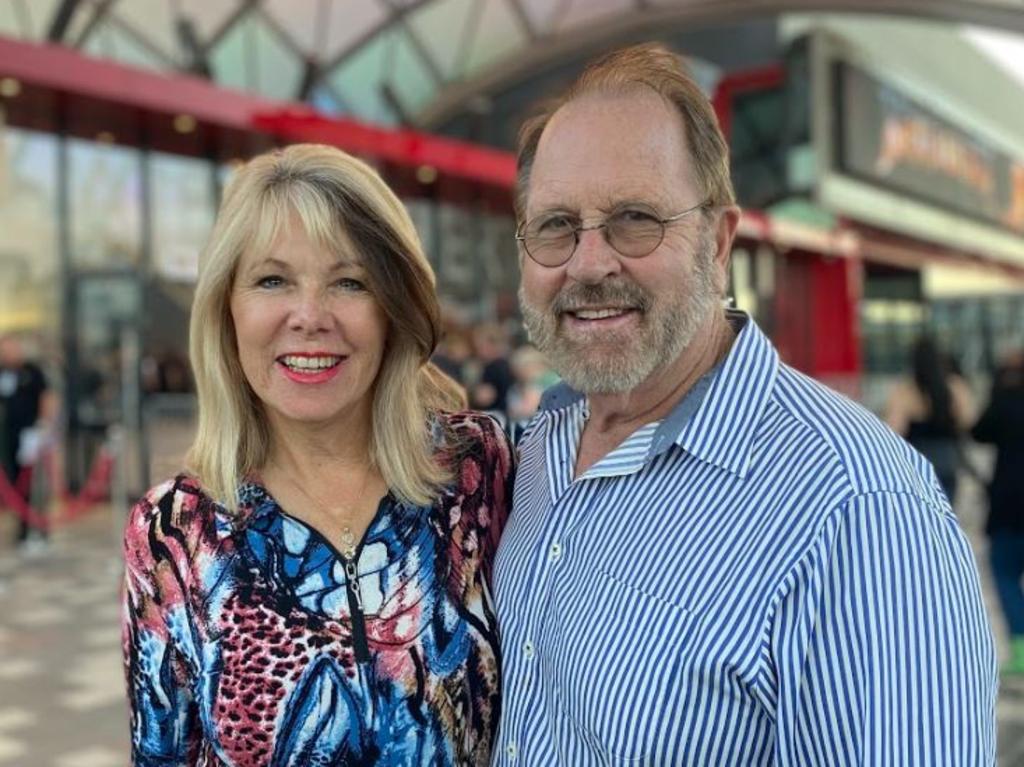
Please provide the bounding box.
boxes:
[514,200,710,267]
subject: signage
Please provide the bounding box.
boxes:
[834,62,1024,235]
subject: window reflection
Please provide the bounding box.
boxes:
[69,139,142,267]
[0,127,58,336]
[151,152,214,282]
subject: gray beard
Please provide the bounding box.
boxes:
[519,233,720,394]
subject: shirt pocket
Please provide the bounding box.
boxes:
[547,569,692,763]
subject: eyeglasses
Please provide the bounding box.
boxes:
[515,201,707,268]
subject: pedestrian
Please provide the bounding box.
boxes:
[974,347,1024,675]
[0,333,51,553]
[885,336,974,503]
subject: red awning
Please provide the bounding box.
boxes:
[0,34,516,188]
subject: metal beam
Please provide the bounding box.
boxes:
[201,0,262,58]
[416,0,1024,129]
[505,0,538,41]
[453,0,486,80]
[391,14,445,85]
[297,58,320,101]
[47,0,83,42]
[290,0,332,100]
[318,0,437,74]
[104,13,180,68]
[176,15,212,78]
[381,82,414,126]
[256,5,308,61]
[70,0,116,49]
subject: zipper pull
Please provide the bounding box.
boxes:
[345,560,363,611]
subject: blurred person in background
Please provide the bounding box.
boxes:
[507,345,559,422]
[0,333,51,553]
[973,346,1024,675]
[493,42,996,765]
[468,321,514,420]
[431,319,473,386]
[885,336,974,503]
[121,145,512,765]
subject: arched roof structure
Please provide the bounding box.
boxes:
[1,0,1022,136]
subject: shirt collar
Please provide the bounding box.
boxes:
[673,310,778,478]
[537,310,778,479]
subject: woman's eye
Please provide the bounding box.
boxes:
[335,278,367,292]
[256,275,285,289]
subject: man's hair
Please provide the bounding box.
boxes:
[188,143,464,509]
[515,42,736,218]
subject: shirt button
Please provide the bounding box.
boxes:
[506,742,517,760]
[523,640,535,660]
[549,542,562,562]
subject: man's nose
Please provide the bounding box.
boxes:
[565,226,622,284]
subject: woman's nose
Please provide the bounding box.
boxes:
[288,288,331,333]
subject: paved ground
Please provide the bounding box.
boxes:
[1,456,1023,765]
[0,508,126,766]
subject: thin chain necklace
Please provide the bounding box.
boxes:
[269,459,373,561]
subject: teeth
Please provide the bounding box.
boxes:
[574,308,628,320]
[281,355,341,371]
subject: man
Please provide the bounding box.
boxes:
[0,333,50,551]
[492,44,996,765]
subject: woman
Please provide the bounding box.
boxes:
[122,144,513,765]
[885,336,973,503]
[973,349,1024,673]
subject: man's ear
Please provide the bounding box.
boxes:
[712,206,741,293]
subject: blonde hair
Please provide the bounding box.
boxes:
[188,144,465,509]
[516,42,736,218]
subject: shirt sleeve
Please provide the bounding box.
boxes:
[121,489,201,766]
[768,492,997,766]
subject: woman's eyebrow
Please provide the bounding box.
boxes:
[241,256,290,274]
[326,258,362,273]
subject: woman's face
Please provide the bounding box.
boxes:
[230,215,388,437]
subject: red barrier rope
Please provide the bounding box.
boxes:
[0,448,114,531]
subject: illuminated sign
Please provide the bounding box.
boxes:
[834,63,1024,235]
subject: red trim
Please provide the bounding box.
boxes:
[0,34,516,187]
[251,110,517,188]
[0,35,280,128]
[712,65,785,139]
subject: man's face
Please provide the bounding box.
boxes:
[518,91,727,394]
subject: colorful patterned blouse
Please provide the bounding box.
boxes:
[122,412,512,766]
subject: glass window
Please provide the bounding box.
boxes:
[82,20,173,71]
[408,0,475,81]
[69,139,143,268]
[150,153,215,282]
[210,12,303,101]
[327,34,400,125]
[0,127,59,339]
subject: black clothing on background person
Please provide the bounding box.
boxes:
[973,359,1024,535]
[973,354,1024,668]
[906,417,960,502]
[0,359,48,543]
[478,357,514,416]
[884,337,973,503]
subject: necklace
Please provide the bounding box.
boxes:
[269,460,373,561]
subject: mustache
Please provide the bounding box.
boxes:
[551,281,651,314]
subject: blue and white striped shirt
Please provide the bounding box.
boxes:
[492,312,996,766]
